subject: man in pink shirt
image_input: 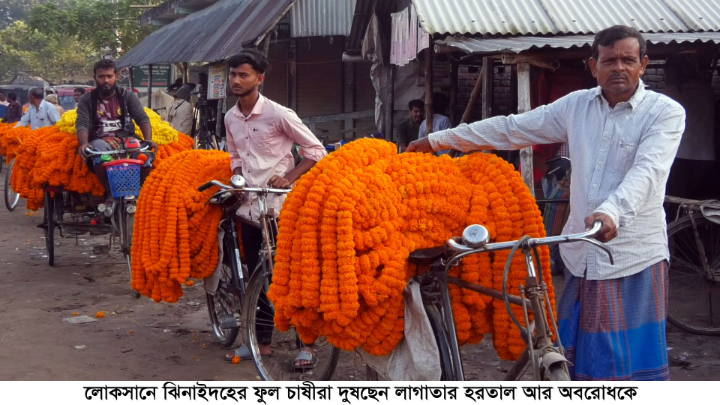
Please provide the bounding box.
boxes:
[223,49,327,370]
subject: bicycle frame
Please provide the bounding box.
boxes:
[425,222,610,381]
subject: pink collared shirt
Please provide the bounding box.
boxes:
[225,94,327,221]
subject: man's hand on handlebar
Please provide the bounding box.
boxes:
[78,143,90,159]
[268,175,292,189]
[145,140,158,151]
[406,137,434,153]
[585,213,617,243]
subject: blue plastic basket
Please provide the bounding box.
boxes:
[104,159,142,198]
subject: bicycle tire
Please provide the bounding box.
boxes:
[123,207,140,299]
[666,213,720,336]
[206,236,242,348]
[5,159,19,211]
[44,191,55,266]
[425,304,456,381]
[244,267,340,381]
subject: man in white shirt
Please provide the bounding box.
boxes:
[14,88,61,130]
[167,85,194,135]
[417,92,453,155]
[409,25,685,381]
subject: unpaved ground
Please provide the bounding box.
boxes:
[0,180,718,381]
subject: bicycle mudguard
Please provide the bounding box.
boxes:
[540,350,571,370]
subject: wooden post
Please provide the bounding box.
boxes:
[147,64,153,109]
[343,61,354,136]
[517,62,534,196]
[450,62,458,125]
[481,57,493,119]
[386,64,395,141]
[288,39,298,112]
[425,43,434,136]
[460,66,484,124]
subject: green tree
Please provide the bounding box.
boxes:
[0,21,95,83]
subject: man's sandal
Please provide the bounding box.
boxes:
[224,345,252,361]
[293,350,318,371]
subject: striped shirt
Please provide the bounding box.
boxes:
[429,82,686,280]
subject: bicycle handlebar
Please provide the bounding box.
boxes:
[197,179,291,195]
[84,145,152,156]
[448,221,614,265]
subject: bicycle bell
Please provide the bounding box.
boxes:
[230,175,246,189]
[462,224,490,248]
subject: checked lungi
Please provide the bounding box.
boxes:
[557,261,670,381]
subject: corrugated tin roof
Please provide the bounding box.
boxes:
[436,31,720,55]
[290,0,357,37]
[413,0,556,36]
[412,0,720,36]
[117,0,295,68]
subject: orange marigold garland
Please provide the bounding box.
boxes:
[131,149,231,302]
[269,139,552,360]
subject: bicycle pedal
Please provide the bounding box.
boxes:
[218,314,240,329]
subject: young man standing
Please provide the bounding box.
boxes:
[417,92,453,155]
[14,88,61,130]
[223,49,327,370]
[409,25,685,381]
[394,99,424,152]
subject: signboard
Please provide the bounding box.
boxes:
[132,65,171,88]
[207,64,227,100]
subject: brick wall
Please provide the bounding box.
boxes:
[456,64,513,122]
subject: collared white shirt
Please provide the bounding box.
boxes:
[15,100,61,130]
[225,94,327,222]
[429,82,686,280]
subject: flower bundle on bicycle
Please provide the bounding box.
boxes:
[267,139,554,360]
[6,109,194,210]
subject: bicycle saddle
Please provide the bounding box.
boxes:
[408,245,447,265]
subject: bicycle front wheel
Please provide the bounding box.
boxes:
[667,213,720,336]
[244,266,339,381]
[425,304,456,381]
[5,159,19,211]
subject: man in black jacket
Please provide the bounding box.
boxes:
[76,59,155,189]
[2,92,23,124]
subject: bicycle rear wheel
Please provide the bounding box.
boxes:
[667,213,720,336]
[244,266,339,381]
[5,159,19,211]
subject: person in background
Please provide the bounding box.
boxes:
[15,88,61,130]
[395,99,424,152]
[167,85,194,135]
[2,93,23,124]
[0,92,8,120]
[408,25,685,381]
[167,78,183,97]
[664,55,716,200]
[46,94,66,116]
[74,87,86,105]
[417,92,452,155]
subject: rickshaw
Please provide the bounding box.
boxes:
[42,139,152,299]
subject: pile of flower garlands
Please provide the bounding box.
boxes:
[5,109,194,210]
[264,139,553,360]
[131,149,232,303]
[0,123,27,161]
[57,108,180,145]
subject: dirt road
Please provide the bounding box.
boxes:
[0,182,718,381]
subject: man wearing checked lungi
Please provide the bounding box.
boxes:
[408,25,685,381]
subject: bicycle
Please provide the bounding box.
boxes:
[5,158,19,211]
[199,174,340,381]
[664,195,720,336]
[400,220,612,381]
